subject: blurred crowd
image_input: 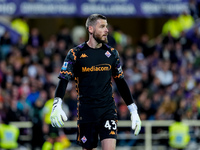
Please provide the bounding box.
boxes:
[0,1,200,148]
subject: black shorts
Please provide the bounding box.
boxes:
[77,119,118,149]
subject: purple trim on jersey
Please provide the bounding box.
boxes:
[67,61,74,64]
[117,64,121,68]
[104,44,111,49]
[77,43,84,49]
[59,73,66,79]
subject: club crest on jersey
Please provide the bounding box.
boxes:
[105,51,111,58]
[81,136,87,143]
[61,62,68,70]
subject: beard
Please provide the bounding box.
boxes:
[93,31,108,44]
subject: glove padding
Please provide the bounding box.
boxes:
[127,103,141,136]
[50,97,68,128]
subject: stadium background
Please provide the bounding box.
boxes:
[0,0,200,150]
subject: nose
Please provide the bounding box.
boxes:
[105,27,109,33]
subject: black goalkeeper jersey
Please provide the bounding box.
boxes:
[59,42,124,123]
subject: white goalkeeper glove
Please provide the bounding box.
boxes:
[127,103,141,136]
[50,97,68,128]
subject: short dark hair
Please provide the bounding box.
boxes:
[85,14,107,31]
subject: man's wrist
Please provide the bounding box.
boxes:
[127,103,138,113]
[54,97,62,106]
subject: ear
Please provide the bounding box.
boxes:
[88,26,93,34]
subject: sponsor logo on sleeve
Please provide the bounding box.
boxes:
[61,62,68,70]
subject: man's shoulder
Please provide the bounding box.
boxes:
[67,43,86,58]
[104,44,118,57]
[73,42,86,51]
[104,43,113,50]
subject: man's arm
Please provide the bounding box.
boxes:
[114,77,134,105]
[55,78,68,98]
[51,47,78,128]
[114,77,141,136]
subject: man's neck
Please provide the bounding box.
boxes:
[87,39,102,49]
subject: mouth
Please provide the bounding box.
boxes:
[103,35,108,38]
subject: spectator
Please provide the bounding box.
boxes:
[28,27,44,48]
[0,31,12,60]
[188,0,199,20]
[113,27,128,47]
[178,11,194,31]
[26,80,40,107]
[31,90,47,150]
[43,34,57,57]
[11,17,29,44]
[162,15,183,39]
[57,26,73,50]
[0,114,20,150]
[169,111,190,150]
[155,60,173,86]
[187,26,200,49]
[156,94,177,120]
[138,34,152,57]
[177,31,192,50]
[55,40,67,61]
[107,25,117,48]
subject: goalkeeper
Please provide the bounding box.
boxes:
[50,14,141,150]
